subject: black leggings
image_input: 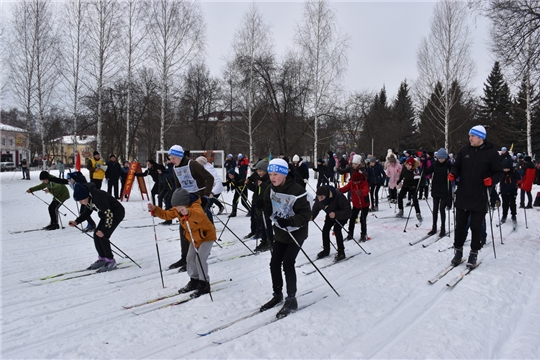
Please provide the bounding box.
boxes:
[322,218,347,251]
[398,187,420,213]
[431,196,448,229]
[270,238,304,297]
[520,189,532,207]
[370,184,381,207]
[501,193,517,218]
[454,208,485,251]
[349,207,369,237]
[48,199,62,225]
[94,208,124,259]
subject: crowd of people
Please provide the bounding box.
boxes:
[23,125,539,318]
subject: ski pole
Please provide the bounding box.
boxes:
[403,191,415,233]
[31,192,67,216]
[524,205,528,229]
[213,213,256,255]
[496,204,504,244]
[150,210,165,288]
[216,213,232,242]
[486,188,497,259]
[183,215,213,302]
[285,230,340,297]
[71,224,123,258]
[333,218,371,255]
[261,210,274,255]
[310,219,338,251]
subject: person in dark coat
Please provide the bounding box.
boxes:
[291,155,309,189]
[366,157,385,211]
[448,125,503,268]
[326,151,336,186]
[260,159,311,319]
[134,160,162,206]
[105,154,122,199]
[396,157,423,221]
[311,185,351,261]
[69,182,125,272]
[313,158,329,188]
[499,158,521,224]
[224,154,236,172]
[499,147,511,162]
[248,160,274,252]
[424,148,452,237]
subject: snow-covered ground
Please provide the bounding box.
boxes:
[2,168,540,359]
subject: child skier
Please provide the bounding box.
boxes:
[500,158,521,225]
[339,166,371,241]
[148,188,216,298]
[396,157,423,222]
[424,148,452,237]
[26,171,70,230]
[68,183,125,271]
[311,185,352,261]
[261,158,311,318]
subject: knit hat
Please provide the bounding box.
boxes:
[255,160,269,172]
[238,153,243,159]
[369,157,376,163]
[171,188,190,207]
[405,157,415,167]
[316,186,329,197]
[195,156,208,165]
[501,159,513,169]
[227,154,233,159]
[73,183,89,201]
[435,148,448,159]
[469,125,487,140]
[109,154,116,159]
[228,168,237,176]
[292,155,300,162]
[351,171,363,182]
[168,145,184,158]
[267,159,289,176]
[501,147,507,151]
[352,154,362,165]
[39,171,49,180]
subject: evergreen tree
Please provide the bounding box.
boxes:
[417,82,445,151]
[391,80,416,152]
[512,78,539,154]
[363,86,392,157]
[478,61,513,149]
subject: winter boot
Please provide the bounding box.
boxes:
[512,216,517,224]
[178,264,187,273]
[243,232,255,239]
[405,201,411,207]
[525,204,533,209]
[345,235,354,241]
[217,206,225,215]
[416,213,423,222]
[451,247,463,266]
[97,258,117,272]
[360,234,367,242]
[500,216,506,224]
[254,240,270,252]
[439,226,446,237]
[87,257,107,270]
[228,211,237,218]
[427,228,437,236]
[190,280,211,299]
[260,293,283,312]
[334,250,346,262]
[276,296,298,319]
[395,210,404,218]
[466,250,478,268]
[169,256,186,270]
[178,278,199,294]
[45,223,60,230]
[316,249,330,259]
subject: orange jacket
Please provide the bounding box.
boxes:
[153,198,216,248]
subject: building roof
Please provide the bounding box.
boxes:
[53,135,96,145]
[0,123,28,133]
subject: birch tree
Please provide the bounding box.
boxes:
[482,0,540,154]
[231,2,273,163]
[59,0,88,164]
[85,0,122,153]
[147,0,205,150]
[416,0,475,151]
[295,0,349,164]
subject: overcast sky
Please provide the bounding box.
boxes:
[201,0,494,99]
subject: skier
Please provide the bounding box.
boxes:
[366,156,385,211]
[224,154,236,172]
[385,154,402,204]
[68,182,125,272]
[148,188,216,298]
[167,145,215,272]
[26,171,70,230]
[62,171,97,232]
[519,155,535,208]
[424,148,452,237]
[311,185,351,261]
[291,154,309,189]
[395,157,423,222]
[249,160,274,252]
[260,158,311,318]
[448,125,503,268]
[195,156,225,215]
[313,159,329,188]
[339,158,370,242]
[223,168,250,218]
[237,153,249,181]
[499,158,521,225]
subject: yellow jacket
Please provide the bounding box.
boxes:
[88,158,106,180]
[153,198,216,248]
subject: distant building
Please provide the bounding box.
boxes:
[0,123,29,166]
[50,135,97,164]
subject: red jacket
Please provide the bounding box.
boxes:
[520,164,535,191]
[338,171,370,209]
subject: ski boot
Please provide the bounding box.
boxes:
[451,247,463,266]
[334,250,346,262]
[190,281,211,299]
[466,250,478,269]
[438,227,446,237]
[87,257,107,270]
[169,256,186,270]
[395,210,404,218]
[316,249,330,259]
[97,258,117,272]
[427,228,437,236]
[260,293,283,312]
[276,296,298,319]
[178,278,199,294]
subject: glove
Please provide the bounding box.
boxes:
[448,173,456,182]
[275,217,291,228]
[303,179,308,184]
[483,177,492,187]
[255,199,265,209]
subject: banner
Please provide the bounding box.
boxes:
[121,162,149,202]
[76,152,81,171]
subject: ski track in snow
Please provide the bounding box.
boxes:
[2,169,540,359]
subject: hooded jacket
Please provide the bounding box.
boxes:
[74,183,125,234]
[424,159,452,199]
[28,174,70,203]
[339,171,370,209]
[311,185,352,222]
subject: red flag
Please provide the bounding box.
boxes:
[76,151,81,171]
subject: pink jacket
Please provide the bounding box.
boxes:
[385,162,402,189]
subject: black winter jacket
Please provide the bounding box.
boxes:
[311,186,351,222]
[425,159,452,199]
[451,141,504,212]
[75,183,125,234]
